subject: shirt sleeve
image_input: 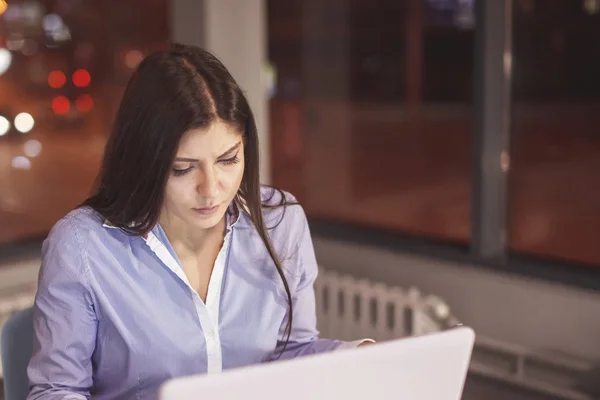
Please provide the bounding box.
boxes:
[265,206,374,362]
[27,218,97,400]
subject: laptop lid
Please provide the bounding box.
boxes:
[160,326,475,400]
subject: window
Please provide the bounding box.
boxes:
[0,0,168,245]
[509,0,600,266]
[268,0,474,244]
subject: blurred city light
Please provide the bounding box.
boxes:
[48,70,67,88]
[0,48,12,76]
[42,13,64,32]
[24,140,42,158]
[52,96,70,115]
[11,156,31,170]
[584,0,600,14]
[44,13,72,44]
[124,50,144,69]
[14,112,35,133]
[6,33,25,51]
[49,26,71,43]
[75,94,94,112]
[1,2,20,22]
[0,116,10,136]
[0,0,7,16]
[72,69,91,87]
[20,2,43,25]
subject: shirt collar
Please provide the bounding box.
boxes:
[225,201,241,230]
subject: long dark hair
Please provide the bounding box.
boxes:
[83,43,293,355]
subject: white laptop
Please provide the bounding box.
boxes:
[160,326,475,400]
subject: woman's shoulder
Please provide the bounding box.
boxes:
[45,206,110,246]
[39,207,110,285]
[259,185,307,228]
[235,186,308,236]
[260,185,297,206]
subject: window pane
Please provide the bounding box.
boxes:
[268,0,474,243]
[0,0,168,245]
[509,0,600,265]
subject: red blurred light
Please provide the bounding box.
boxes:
[72,69,91,88]
[75,94,94,112]
[48,70,66,89]
[52,96,70,115]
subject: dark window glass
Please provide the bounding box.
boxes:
[268,0,474,244]
[509,0,600,266]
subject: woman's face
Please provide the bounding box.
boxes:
[160,120,245,232]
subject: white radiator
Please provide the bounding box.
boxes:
[315,267,595,400]
[314,268,457,341]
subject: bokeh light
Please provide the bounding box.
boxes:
[72,69,91,87]
[24,140,43,158]
[48,70,67,88]
[14,112,35,133]
[52,96,71,115]
[0,116,10,136]
[0,48,12,76]
[42,13,64,32]
[125,50,144,69]
[11,156,31,170]
[75,94,94,112]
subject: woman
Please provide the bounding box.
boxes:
[27,44,371,400]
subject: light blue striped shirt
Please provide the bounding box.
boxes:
[27,188,365,400]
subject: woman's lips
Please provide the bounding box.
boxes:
[192,205,219,215]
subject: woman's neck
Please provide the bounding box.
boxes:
[158,214,226,253]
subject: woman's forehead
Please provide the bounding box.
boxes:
[176,122,243,159]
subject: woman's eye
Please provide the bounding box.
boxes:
[172,166,193,176]
[219,155,240,165]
